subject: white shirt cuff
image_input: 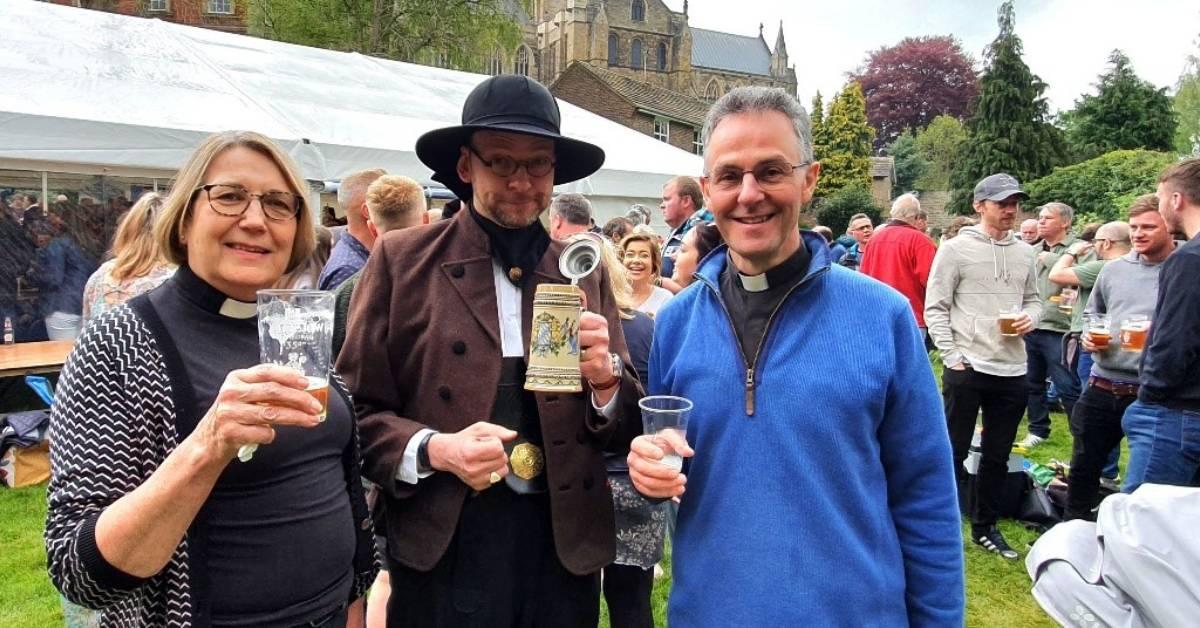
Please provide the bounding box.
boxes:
[396,428,438,485]
[592,388,620,419]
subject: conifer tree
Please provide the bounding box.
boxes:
[810,91,827,158]
[1064,50,1177,161]
[948,1,1064,214]
[816,82,874,198]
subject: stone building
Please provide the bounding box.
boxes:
[509,0,796,101]
[46,0,248,33]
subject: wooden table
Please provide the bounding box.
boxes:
[0,340,75,378]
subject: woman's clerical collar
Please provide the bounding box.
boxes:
[175,265,258,319]
[731,240,812,294]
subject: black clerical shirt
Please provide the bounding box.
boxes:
[718,238,812,367]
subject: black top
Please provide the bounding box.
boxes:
[608,310,654,473]
[148,266,355,627]
[1138,235,1200,410]
[719,240,812,367]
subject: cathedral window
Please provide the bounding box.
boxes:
[657,43,667,71]
[608,34,619,66]
[704,79,720,102]
[630,39,643,69]
[486,53,503,76]
[515,46,530,76]
[631,0,645,22]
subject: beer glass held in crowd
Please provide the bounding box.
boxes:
[639,395,693,472]
[1058,286,1078,316]
[1120,315,1151,353]
[241,289,336,461]
[998,305,1021,338]
[1084,313,1112,350]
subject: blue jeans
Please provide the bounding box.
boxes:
[1025,330,1081,438]
[1121,400,1200,493]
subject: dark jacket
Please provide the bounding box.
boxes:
[337,208,643,575]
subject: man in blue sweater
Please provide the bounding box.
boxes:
[627,86,964,626]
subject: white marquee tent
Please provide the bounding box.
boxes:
[0,0,703,218]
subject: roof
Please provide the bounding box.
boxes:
[557,63,709,127]
[0,0,703,202]
[690,28,772,76]
[871,156,895,180]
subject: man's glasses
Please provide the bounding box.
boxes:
[194,184,301,221]
[704,160,811,193]
[467,145,555,178]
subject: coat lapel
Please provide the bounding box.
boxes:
[439,211,503,349]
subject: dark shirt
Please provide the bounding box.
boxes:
[149,267,355,627]
[318,233,370,291]
[1138,235,1200,410]
[608,310,654,473]
[719,238,812,367]
[31,234,96,315]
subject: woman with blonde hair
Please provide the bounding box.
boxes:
[46,131,376,627]
[81,192,176,323]
[620,231,673,316]
[569,232,664,628]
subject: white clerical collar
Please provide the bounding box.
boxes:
[738,273,770,293]
[219,299,258,319]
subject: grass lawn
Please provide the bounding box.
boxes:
[4,373,1087,626]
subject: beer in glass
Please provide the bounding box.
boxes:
[1120,315,1150,353]
[999,306,1021,337]
[1085,314,1111,350]
[1058,287,1078,316]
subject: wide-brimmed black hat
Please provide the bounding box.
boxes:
[416,75,606,200]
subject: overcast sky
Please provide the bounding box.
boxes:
[667,0,1199,115]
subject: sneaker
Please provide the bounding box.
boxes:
[973,527,1019,560]
[1019,434,1046,449]
[653,563,665,579]
[1099,476,1121,493]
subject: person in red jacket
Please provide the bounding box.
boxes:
[860,193,937,341]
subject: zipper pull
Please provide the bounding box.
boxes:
[744,368,755,416]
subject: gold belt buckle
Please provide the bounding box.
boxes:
[509,442,545,480]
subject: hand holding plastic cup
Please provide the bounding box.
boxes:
[241,289,335,462]
[998,305,1022,337]
[1084,313,1111,350]
[639,395,693,472]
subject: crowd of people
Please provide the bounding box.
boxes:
[31,71,1200,627]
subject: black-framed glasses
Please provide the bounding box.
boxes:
[467,145,555,178]
[194,183,301,221]
[704,160,811,193]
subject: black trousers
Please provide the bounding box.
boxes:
[385,487,600,628]
[601,564,653,628]
[943,367,1026,530]
[1066,386,1136,520]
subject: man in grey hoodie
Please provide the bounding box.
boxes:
[926,173,1042,560]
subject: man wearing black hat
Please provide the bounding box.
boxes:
[337,75,643,627]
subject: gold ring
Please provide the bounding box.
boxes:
[489,471,502,484]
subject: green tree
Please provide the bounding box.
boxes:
[815,185,880,236]
[1064,50,1177,161]
[948,1,1064,214]
[248,0,521,73]
[914,114,967,190]
[1176,45,1200,155]
[810,91,827,157]
[817,82,875,198]
[887,131,926,195]
[1024,149,1176,223]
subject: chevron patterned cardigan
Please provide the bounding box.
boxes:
[44,302,378,627]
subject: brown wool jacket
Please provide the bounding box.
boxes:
[337,208,644,576]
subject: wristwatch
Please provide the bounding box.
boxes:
[416,432,436,474]
[589,353,623,391]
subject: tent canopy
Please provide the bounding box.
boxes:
[0,0,703,206]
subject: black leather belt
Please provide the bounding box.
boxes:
[494,358,546,494]
[1089,375,1139,397]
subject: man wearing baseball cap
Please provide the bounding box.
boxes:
[338,75,643,627]
[926,172,1042,560]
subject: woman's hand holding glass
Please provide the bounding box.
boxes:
[195,364,325,463]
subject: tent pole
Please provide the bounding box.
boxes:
[41,171,48,214]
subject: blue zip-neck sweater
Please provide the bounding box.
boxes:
[651,231,964,626]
